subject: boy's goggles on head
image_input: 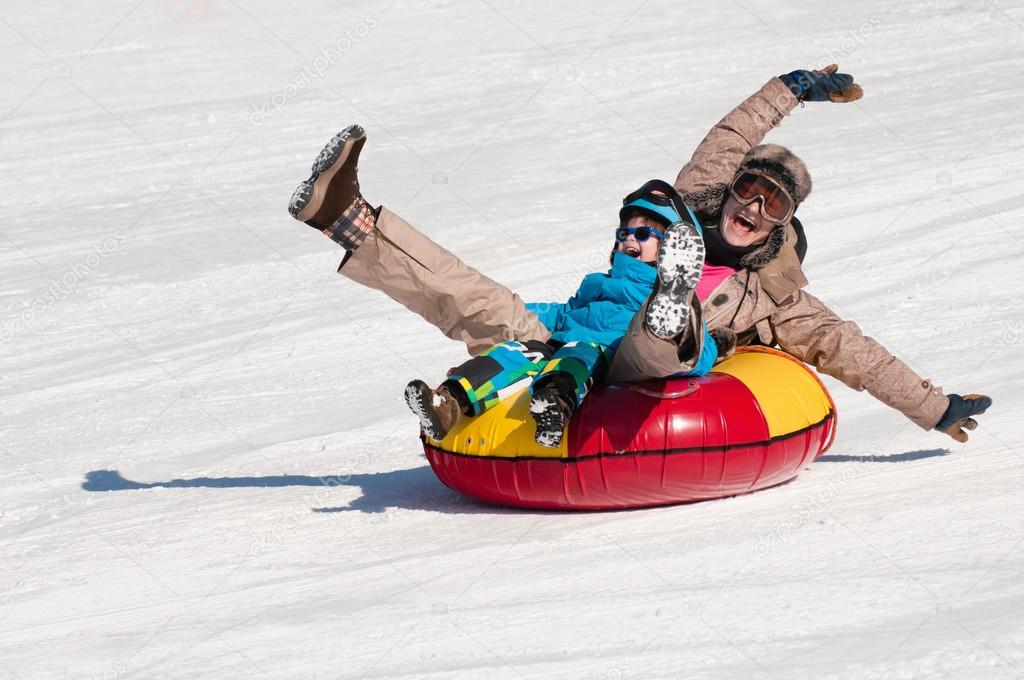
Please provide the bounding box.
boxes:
[728,172,795,223]
[621,180,683,226]
[616,225,664,242]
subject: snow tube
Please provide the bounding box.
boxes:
[423,346,837,510]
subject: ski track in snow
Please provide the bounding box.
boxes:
[2,1,1023,678]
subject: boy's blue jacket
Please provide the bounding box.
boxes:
[526,252,656,352]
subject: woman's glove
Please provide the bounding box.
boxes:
[779,64,863,103]
[935,393,993,443]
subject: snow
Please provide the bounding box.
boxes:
[2,0,1023,678]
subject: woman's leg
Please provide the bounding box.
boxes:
[608,213,718,382]
[339,208,550,356]
[290,126,549,356]
[607,298,717,382]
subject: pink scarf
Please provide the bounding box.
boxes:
[697,262,737,302]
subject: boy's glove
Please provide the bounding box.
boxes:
[935,393,993,443]
[779,64,863,103]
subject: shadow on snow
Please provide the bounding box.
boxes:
[816,448,950,463]
[80,448,950,515]
[80,466,513,515]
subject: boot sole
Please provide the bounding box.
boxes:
[288,124,367,225]
[530,392,567,448]
[646,219,705,338]
[404,380,448,441]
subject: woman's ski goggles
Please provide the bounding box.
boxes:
[728,171,795,223]
[615,225,664,243]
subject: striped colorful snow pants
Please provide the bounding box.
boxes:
[443,340,609,416]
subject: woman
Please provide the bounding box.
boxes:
[288,64,991,442]
[604,65,991,442]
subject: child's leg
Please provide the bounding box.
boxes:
[339,208,551,356]
[443,340,554,416]
[528,341,608,447]
[606,297,718,382]
[530,341,610,410]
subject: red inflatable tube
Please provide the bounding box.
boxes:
[423,347,837,510]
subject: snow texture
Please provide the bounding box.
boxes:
[2,1,1023,679]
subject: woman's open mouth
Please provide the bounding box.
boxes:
[624,245,641,257]
[733,214,757,233]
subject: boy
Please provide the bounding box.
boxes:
[404,180,718,447]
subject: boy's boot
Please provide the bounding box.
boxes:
[645,218,705,339]
[288,124,376,251]
[404,380,462,440]
[529,375,575,449]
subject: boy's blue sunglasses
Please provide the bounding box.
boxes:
[615,225,664,243]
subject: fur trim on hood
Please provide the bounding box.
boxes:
[681,184,729,216]
[740,224,786,269]
[738,144,812,205]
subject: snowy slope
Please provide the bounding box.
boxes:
[2,0,1023,678]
